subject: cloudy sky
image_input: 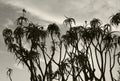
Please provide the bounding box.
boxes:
[0,0,120,81]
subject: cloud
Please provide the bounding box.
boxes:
[1,0,64,24]
[3,19,14,28]
[1,0,120,25]
[1,0,120,30]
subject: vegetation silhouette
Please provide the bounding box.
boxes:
[3,9,120,81]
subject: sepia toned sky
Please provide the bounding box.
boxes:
[0,0,120,81]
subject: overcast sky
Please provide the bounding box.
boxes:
[0,0,120,81]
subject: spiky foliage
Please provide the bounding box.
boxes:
[110,12,120,26]
[90,18,101,28]
[47,23,60,37]
[63,16,76,28]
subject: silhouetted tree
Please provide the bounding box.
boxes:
[3,9,120,81]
